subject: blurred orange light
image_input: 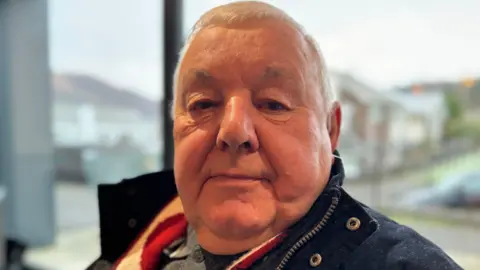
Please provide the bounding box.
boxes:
[411,84,423,94]
[461,78,475,88]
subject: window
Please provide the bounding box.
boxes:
[2,1,479,269]
[50,0,163,185]
[369,104,382,124]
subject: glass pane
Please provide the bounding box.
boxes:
[50,0,163,186]
[12,1,164,268]
[4,1,476,269]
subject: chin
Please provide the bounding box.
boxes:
[204,201,274,240]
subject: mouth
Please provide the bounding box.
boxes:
[209,173,264,182]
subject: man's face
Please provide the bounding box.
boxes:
[173,20,340,251]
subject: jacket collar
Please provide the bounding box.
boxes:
[329,149,345,187]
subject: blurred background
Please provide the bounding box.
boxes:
[1,0,479,269]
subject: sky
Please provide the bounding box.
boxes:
[48,0,480,100]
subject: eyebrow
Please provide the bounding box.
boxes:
[262,66,284,79]
[181,68,216,88]
[259,65,304,99]
[178,69,217,107]
[180,65,295,96]
[260,65,300,86]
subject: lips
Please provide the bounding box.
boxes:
[209,171,264,181]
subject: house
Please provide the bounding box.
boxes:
[386,91,448,165]
[52,74,161,151]
[52,74,162,183]
[388,91,447,148]
[331,72,401,175]
[397,79,479,111]
[330,72,447,178]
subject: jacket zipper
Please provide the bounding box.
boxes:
[275,195,340,270]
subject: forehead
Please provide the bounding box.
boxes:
[178,20,309,82]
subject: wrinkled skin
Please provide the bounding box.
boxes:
[173,20,341,255]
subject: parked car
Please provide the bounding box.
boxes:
[400,171,480,208]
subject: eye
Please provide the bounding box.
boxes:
[257,100,290,112]
[187,100,218,112]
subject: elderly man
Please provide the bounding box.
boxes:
[88,1,461,270]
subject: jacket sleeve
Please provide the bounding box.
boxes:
[345,226,464,270]
[384,238,463,270]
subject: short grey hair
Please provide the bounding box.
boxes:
[171,1,334,119]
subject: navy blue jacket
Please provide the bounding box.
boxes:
[87,158,462,269]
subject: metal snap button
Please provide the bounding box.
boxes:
[93,259,112,270]
[346,217,361,231]
[192,247,204,263]
[309,253,322,267]
[128,218,137,228]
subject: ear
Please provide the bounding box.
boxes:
[327,101,342,155]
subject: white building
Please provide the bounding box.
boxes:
[331,72,447,178]
[51,74,163,183]
[53,101,161,154]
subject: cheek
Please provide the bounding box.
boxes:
[259,122,331,201]
[271,145,324,201]
[173,122,216,199]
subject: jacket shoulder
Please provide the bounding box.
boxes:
[346,207,462,270]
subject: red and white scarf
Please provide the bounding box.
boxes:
[112,197,286,270]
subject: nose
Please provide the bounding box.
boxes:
[216,97,259,154]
